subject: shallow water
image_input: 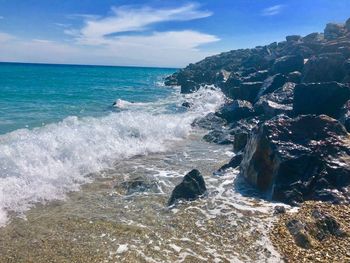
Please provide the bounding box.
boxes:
[0,64,284,262]
[0,134,282,263]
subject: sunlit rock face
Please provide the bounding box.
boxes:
[240,115,350,205]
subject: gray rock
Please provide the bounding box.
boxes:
[293,82,350,118]
[240,115,350,205]
[216,100,255,122]
[303,53,346,83]
[271,55,304,75]
[168,169,207,206]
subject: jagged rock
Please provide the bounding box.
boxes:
[339,100,350,132]
[243,70,269,82]
[286,219,313,249]
[271,55,304,75]
[203,129,234,145]
[182,101,193,108]
[287,71,302,83]
[181,80,198,94]
[286,35,302,42]
[311,209,347,240]
[233,132,249,153]
[324,23,346,40]
[346,18,350,31]
[302,32,324,43]
[303,53,346,83]
[168,169,207,206]
[227,82,263,102]
[257,74,287,98]
[192,112,227,130]
[254,82,295,117]
[240,115,350,205]
[218,153,243,172]
[216,100,255,122]
[293,82,350,118]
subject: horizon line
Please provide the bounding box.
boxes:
[0,61,179,70]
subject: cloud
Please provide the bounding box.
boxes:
[0,32,15,42]
[261,5,284,16]
[0,3,219,67]
[72,3,212,45]
[0,16,4,20]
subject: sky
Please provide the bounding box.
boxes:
[0,0,349,68]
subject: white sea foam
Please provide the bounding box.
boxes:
[0,87,225,226]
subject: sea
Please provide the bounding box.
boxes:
[0,62,283,262]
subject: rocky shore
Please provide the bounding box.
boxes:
[165,17,350,260]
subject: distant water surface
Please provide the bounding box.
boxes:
[0,62,176,134]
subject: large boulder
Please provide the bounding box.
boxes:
[227,82,263,102]
[240,115,350,205]
[203,129,234,145]
[254,82,295,117]
[271,55,304,75]
[168,169,207,206]
[257,74,287,98]
[216,100,255,122]
[293,82,350,118]
[192,112,227,130]
[302,53,346,83]
[324,23,346,40]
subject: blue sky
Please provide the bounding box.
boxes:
[0,0,349,67]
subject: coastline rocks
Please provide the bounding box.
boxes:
[302,53,346,83]
[218,153,243,172]
[168,169,207,206]
[257,74,287,98]
[254,82,295,117]
[240,114,350,205]
[339,100,350,132]
[192,113,227,130]
[324,23,346,40]
[216,100,255,122]
[293,82,350,118]
[203,129,234,145]
[271,55,304,75]
[227,82,263,102]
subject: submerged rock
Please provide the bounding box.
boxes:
[240,114,350,205]
[293,82,350,118]
[168,169,207,206]
[217,153,243,172]
[116,176,160,195]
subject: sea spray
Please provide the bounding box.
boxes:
[0,86,225,226]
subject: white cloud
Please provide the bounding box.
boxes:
[261,5,284,16]
[0,3,219,67]
[0,32,15,42]
[71,3,212,45]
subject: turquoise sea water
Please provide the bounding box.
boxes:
[0,62,226,226]
[0,63,176,134]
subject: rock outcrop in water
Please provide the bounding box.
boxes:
[168,169,207,206]
[166,17,350,205]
